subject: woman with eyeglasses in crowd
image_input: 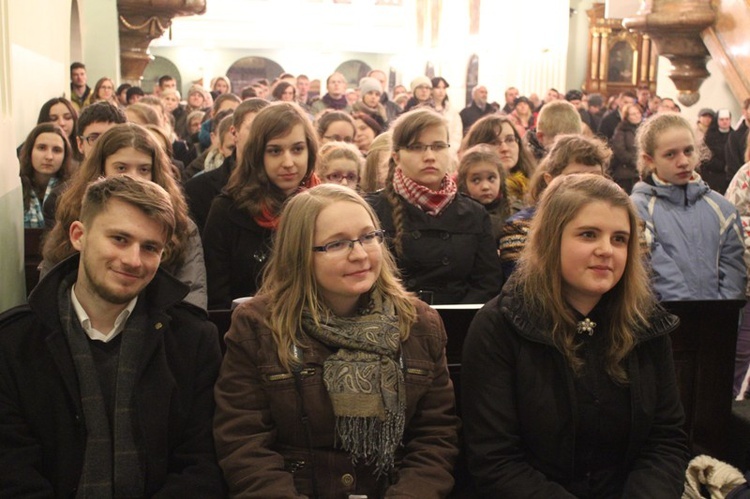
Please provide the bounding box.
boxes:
[316,141,363,191]
[213,183,459,498]
[462,114,536,214]
[315,110,356,147]
[367,108,503,304]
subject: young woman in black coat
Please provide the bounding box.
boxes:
[203,102,319,309]
[367,108,502,304]
[462,174,689,497]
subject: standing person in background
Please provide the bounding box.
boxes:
[701,109,732,194]
[90,77,118,107]
[69,62,92,112]
[695,108,714,144]
[726,98,750,183]
[508,96,535,138]
[156,74,177,97]
[460,85,493,136]
[598,91,638,143]
[631,112,746,301]
[310,72,351,116]
[210,75,232,100]
[368,108,502,304]
[502,87,519,114]
[610,102,642,194]
[404,76,433,112]
[352,77,388,129]
[296,73,311,107]
[202,102,320,309]
[368,68,402,123]
[213,183,459,498]
[463,173,690,497]
[431,76,463,153]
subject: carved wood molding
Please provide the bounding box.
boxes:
[117,0,206,85]
[623,1,716,107]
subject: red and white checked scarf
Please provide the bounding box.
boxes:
[393,167,457,216]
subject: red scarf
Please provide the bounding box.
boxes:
[254,173,322,229]
[393,167,457,216]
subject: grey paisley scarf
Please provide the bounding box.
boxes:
[301,291,405,476]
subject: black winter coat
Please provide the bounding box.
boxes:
[203,193,273,309]
[368,191,503,304]
[701,127,731,194]
[461,283,690,498]
[610,121,639,182]
[0,255,224,497]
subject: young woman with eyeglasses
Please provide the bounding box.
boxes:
[213,183,459,498]
[462,114,537,214]
[315,110,356,146]
[368,108,503,304]
[316,141,363,191]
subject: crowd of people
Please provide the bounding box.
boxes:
[4,58,750,497]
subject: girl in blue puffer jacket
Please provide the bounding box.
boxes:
[630,112,746,301]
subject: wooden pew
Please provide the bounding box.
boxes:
[433,301,744,460]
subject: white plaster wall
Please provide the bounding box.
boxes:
[2,0,75,309]
[656,56,741,126]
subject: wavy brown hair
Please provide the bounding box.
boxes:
[225,102,318,219]
[515,174,655,384]
[43,123,192,271]
[259,183,417,371]
[526,134,611,205]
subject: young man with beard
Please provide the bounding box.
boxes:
[0,176,224,497]
[69,62,92,112]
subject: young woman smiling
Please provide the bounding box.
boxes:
[213,184,459,498]
[463,174,689,497]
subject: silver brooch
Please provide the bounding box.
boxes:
[577,318,597,336]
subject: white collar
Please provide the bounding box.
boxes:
[70,284,138,343]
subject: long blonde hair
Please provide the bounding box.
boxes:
[259,184,416,371]
[515,174,655,384]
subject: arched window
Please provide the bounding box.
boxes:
[335,60,372,88]
[226,56,285,94]
[143,56,182,94]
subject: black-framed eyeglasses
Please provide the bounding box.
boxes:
[402,142,450,153]
[325,172,359,184]
[80,133,102,146]
[313,230,385,254]
[323,135,354,143]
